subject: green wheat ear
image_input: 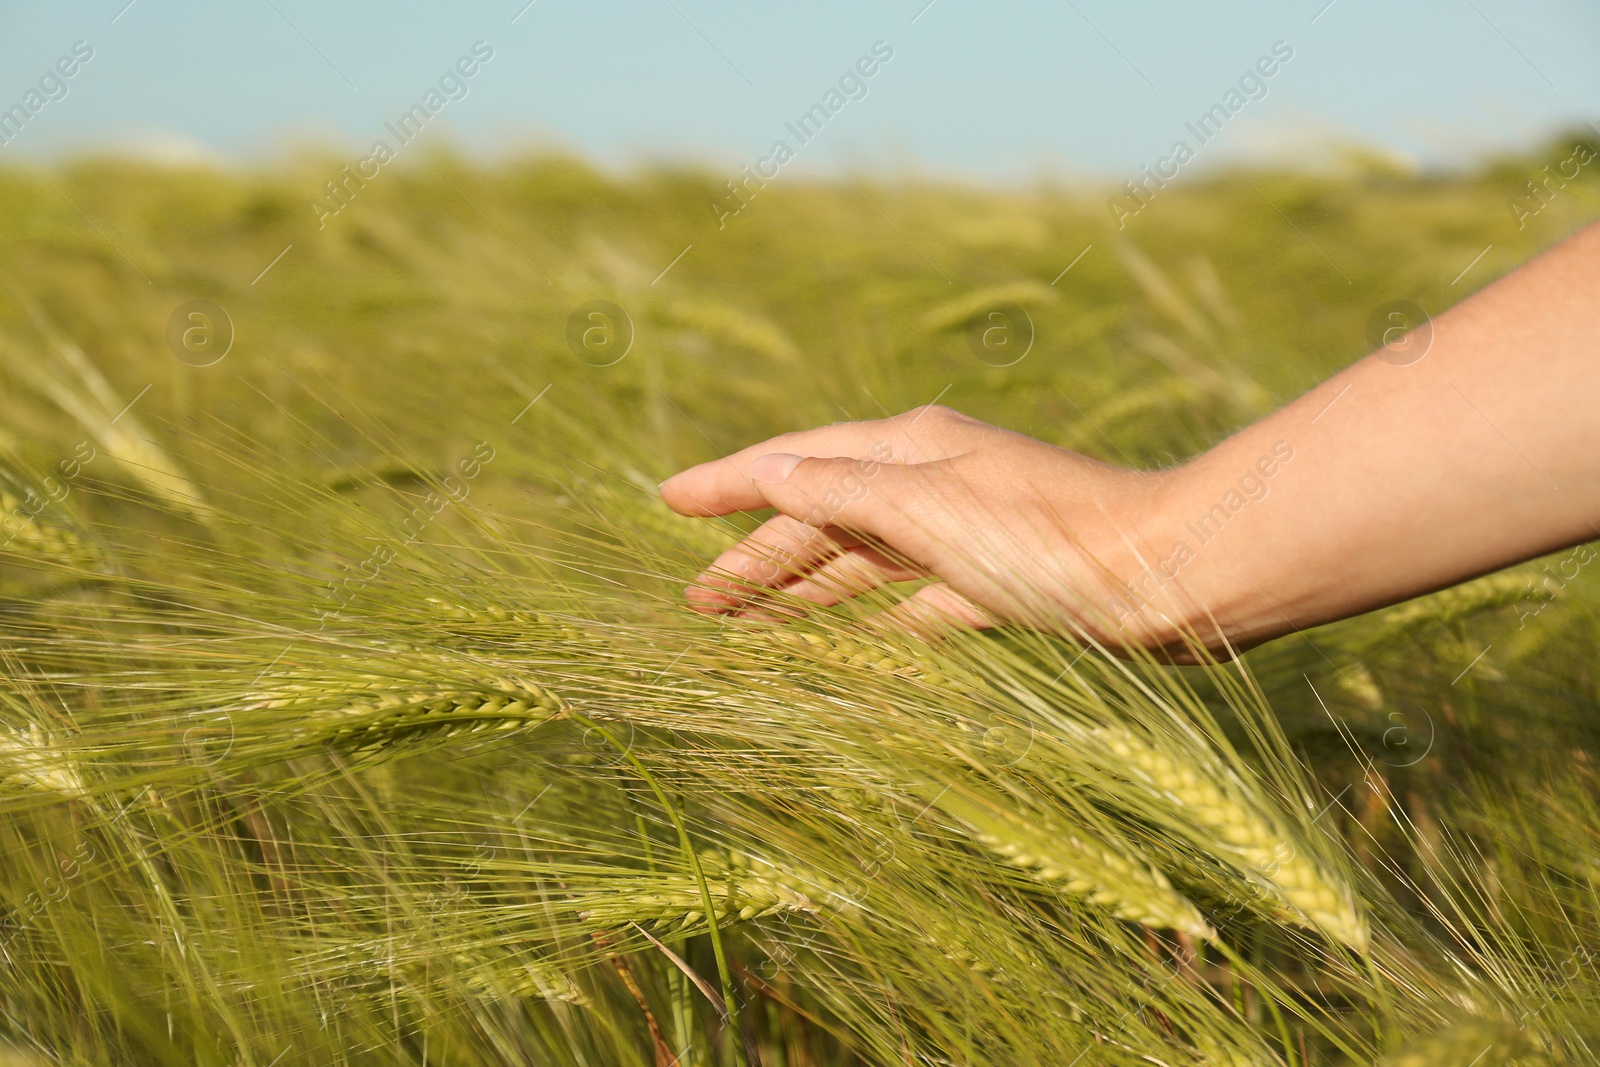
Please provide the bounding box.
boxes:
[939,792,1214,939]
[0,724,86,800]
[1370,571,1538,632]
[1378,1016,1536,1067]
[425,597,588,640]
[245,674,569,764]
[757,628,986,691]
[1095,727,1368,952]
[435,952,589,1006]
[657,300,803,365]
[576,849,830,935]
[917,280,1059,334]
[0,491,99,567]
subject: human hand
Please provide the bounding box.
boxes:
[658,405,1192,653]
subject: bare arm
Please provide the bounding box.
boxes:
[1171,219,1600,646]
[659,221,1600,657]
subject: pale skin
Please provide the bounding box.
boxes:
[659,221,1600,660]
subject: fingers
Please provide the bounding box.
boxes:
[684,450,958,615]
[686,514,843,613]
[777,546,926,609]
[749,580,994,645]
[660,423,898,518]
[745,453,943,572]
[683,449,938,612]
[659,405,982,518]
[870,582,997,639]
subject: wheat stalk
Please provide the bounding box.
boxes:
[1094,727,1368,951]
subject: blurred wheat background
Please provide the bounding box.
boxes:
[1,137,1598,1065]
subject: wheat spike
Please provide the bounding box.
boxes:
[334,943,588,1006]
[660,301,802,364]
[763,630,983,691]
[249,674,567,761]
[4,327,211,520]
[0,725,87,800]
[437,951,589,1005]
[617,491,740,557]
[1095,728,1368,951]
[1378,1017,1531,1067]
[0,491,96,565]
[424,597,586,641]
[917,281,1059,334]
[1373,572,1538,631]
[1336,661,1384,711]
[944,796,1213,939]
[907,914,1072,985]
[578,850,827,934]
[916,916,1000,976]
[1189,1039,1282,1067]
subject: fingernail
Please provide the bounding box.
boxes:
[749,453,803,483]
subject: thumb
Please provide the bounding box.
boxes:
[748,452,938,565]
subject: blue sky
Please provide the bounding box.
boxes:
[1,0,1596,178]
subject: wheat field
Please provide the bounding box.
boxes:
[0,138,1598,1065]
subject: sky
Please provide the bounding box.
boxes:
[0,0,1597,180]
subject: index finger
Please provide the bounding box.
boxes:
[659,420,897,517]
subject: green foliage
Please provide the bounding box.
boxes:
[0,140,1597,1064]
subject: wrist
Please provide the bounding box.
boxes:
[1104,443,1298,658]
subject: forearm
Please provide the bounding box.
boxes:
[1130,221,1600,649]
